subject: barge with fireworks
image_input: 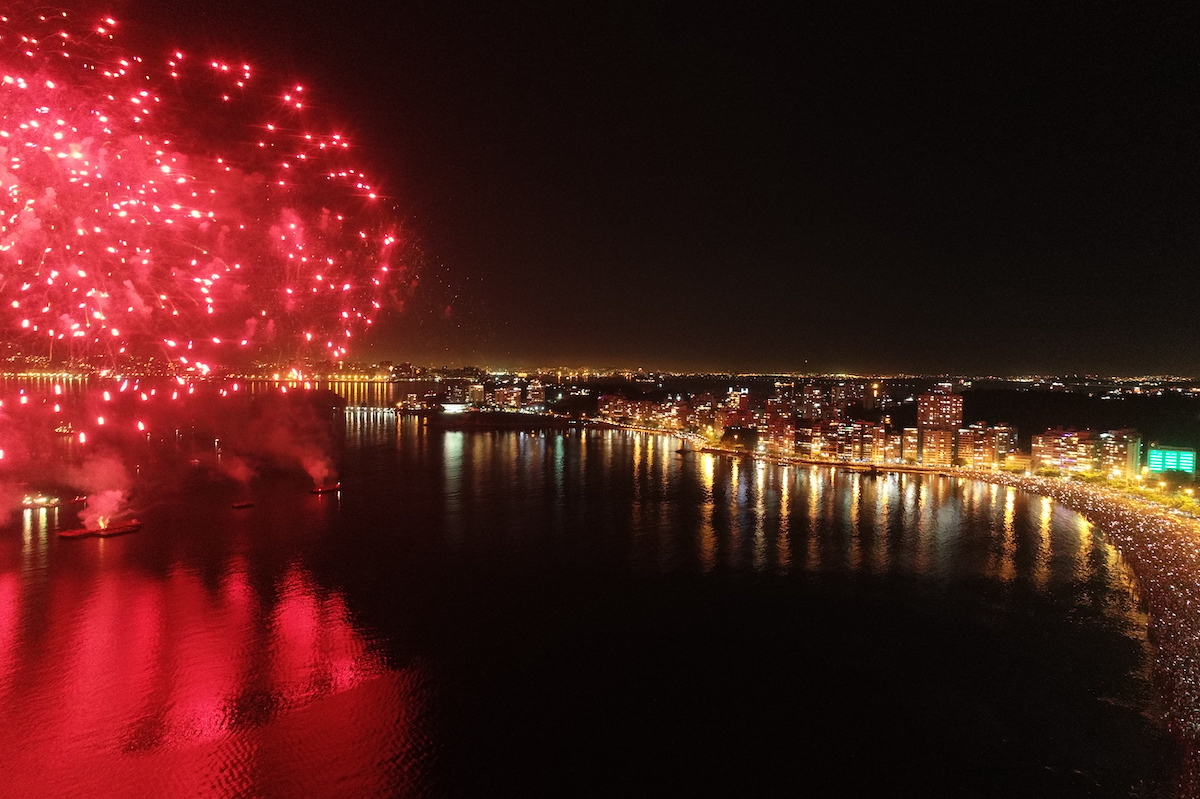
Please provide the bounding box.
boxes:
[58,520,142,539]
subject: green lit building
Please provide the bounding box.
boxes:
[1145,446,1196,476]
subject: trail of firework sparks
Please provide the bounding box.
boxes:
[0,8,409,372]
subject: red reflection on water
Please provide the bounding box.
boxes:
[0,551,424,798]
[164,568,245,745]
[0,573,17,684]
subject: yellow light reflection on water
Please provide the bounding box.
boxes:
[778,471,792,571]
[752,461,768,571]
[699,453,716,572]
[1075,514,1094,584]
[1035,495,1053,588]
[806,467,823,570]
[847,473,862,573]
[914,478,931,576]
[1000,487,1017,582]
[875,475,893,574]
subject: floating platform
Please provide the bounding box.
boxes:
[58,520,141,539]
[310,483,341,494]
[22,494,61,509]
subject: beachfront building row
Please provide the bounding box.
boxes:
[792,420,1016,467]
[465,380,547,409]
[1031,428,1142,476]
[596,392,1019,468]
[597,395,691,430]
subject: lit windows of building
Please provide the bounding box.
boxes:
[1098,429,1141,477]
[884,433,903,462]
[955,422,1015,468]
[957,427,979,466]
[862,424,887,463]
[799,384,829,421]
[526,380,545,405]
[443,380,469,404]
[835,422,861,461]
[815,423,838,459]
[917,391,963,431]
[796,421,838,460]
[725,388,750,412]
[762,404,796,454]
[1145,445,1195,476]
[992,424,1016,460]
[1031,429,1098,472]
[598,395,626,419]
[921,429,955,467]
[830,382,864,418]
[723,388,752,427]
[794,424,819,458]
[493,386,522,408]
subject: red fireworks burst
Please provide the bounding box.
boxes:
[0,8,410,371]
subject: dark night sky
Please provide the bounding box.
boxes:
[129,1,1200,374]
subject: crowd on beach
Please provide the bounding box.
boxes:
[960,469,1200,787]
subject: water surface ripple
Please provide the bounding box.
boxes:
[0,417,1175,796]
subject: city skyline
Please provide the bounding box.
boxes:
[2,6,1198,794]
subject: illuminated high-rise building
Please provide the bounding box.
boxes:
[917,390,963,431]
[1031,429,1098,472]
[830,382,864,417]
[834,422,860,461]
[992,424,1016,460]
[902,428,920,463]
[723,388,752,427]
[885,432,903,462]
[956,422,1016,468]
[526,380,546,405]
[762,398,796,454]
[796,421,838,459]
[921,429,955,467]
[799,385,828,420]
[1099,429,1141,476]
[861,423,887,462]
[493,386,522,408]
[914,386,962,464]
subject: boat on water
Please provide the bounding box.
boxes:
[58,520,141,539]
[310,483,341,494]
[232,501,255,509]
[22,493,61,509]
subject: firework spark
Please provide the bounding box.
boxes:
[0,8,409,371]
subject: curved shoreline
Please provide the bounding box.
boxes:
[687,439,1200,794]
[956,468,1200,783]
